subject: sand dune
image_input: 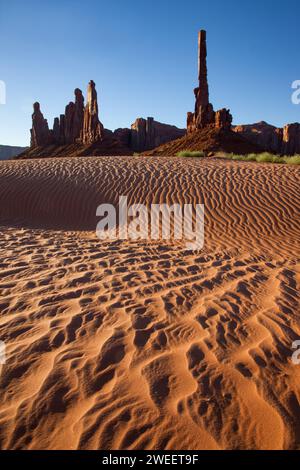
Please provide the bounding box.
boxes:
[0,156,299,450]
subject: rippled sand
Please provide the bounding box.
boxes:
[0,156,299,450]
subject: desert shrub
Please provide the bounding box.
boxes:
[255,152,277,163]
[272,156,285,163]
[232,155,243,161]
[283,155,300,165]
[246,153,258,161]
[177,150,205,158]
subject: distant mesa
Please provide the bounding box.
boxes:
[131,118,185,151]
[233,121,300,155]
[144,30,259,156]
[0,145,27,160]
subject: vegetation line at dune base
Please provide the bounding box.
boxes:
[177,151,206,158]
[177,150,300,165]
[219,152,300,165]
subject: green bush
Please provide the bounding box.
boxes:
[255,152,277,163]
[221,153,300,165]
[177,150,205,158]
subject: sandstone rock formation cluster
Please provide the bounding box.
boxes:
[187,30,232,134]
[186,30,300,155]
[30,81,184,152]
[29,29,300,156]
[30,81,103,147]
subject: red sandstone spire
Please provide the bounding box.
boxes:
[82,80,103,144]
[187,30,232,133]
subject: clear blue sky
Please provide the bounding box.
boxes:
[0,0,299,146]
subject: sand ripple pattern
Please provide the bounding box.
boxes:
[0,156,299,449]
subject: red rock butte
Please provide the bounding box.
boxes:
[31,81,103,148]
